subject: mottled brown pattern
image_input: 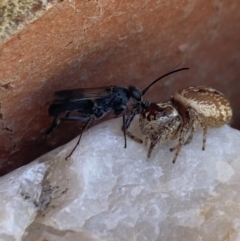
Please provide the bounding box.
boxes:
[126,102,181,158]
[140,103,180,133]
[129,86,232,163]
[174,86,232,127]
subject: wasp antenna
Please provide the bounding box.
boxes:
[141,67,189,96]
[169,62,183,71]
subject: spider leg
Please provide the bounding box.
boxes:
[171,124,189,163]
[144,136,148,146]
[169,107,195,152]
[126,131,143,144]
[170,130,192,152]
[170,123,194,150]
[181,109,196,146]
[185,108,208,150]
[170,108,208,163]
[148,141,157,158]
[147,133,163,158]
[147,128,167,158]
[202,125,208,150]
[197,116,208,150]
[169,108,193,162]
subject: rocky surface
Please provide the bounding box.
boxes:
[0,117,240,241]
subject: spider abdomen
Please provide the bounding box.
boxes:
[173,86,232,127]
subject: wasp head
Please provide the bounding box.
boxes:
[128,86,142,103]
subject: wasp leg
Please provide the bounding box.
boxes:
[46,116,61,136]
[61,116,90,121]
[46,111,72,136]
[122,105,141,148]
[123,111,127,148]
[65,115,94,160]
[37,115,62,146]
[39,111,72,146]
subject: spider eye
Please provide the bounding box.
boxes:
[162,111,168,116]
[185,110,190,117]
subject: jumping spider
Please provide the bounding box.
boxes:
[127,86,233,163]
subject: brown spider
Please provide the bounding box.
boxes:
[127,86,233,163]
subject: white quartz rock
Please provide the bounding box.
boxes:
[1,117,240,241]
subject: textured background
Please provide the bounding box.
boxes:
[0,0,240,175]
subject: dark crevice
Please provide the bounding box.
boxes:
[4,127,13,132]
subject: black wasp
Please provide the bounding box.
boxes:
[46,67,189,159]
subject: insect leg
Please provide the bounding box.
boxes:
[46,111,72,136]
[181,109,196,146]
[201,124,208,150]
[194,115,208,151]
[65,115,94,160]
[61,116,90,121]
[122,111,127,148]
[46,116,61,136]
[147,134,162,158]
[183,126,195,145]
[184,108,208,150]
[170,110,194,152]
[37,112,72,145]
[171,124,188,163]
[148,141,157,158]
[122,105,141,148]
[144,136,149,146]
[126,131,143,144]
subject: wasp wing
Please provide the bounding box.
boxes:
[49,86,115,116]
[53,86,114,102]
